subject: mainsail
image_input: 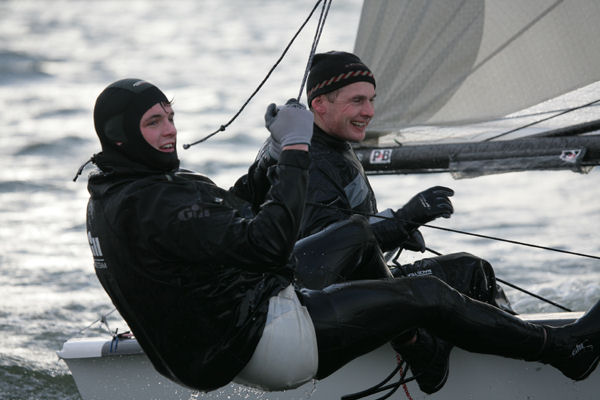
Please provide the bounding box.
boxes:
[352,0,600,177]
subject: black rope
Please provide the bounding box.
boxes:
[72,156,94,182]
[341,360,415,400]
[183,0,326,149]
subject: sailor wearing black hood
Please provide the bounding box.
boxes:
[92,78,180,173]
[86,78,318,391]
[84,78,600,394]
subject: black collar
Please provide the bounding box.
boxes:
[313,124,351,151]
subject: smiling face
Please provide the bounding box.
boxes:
[311,81,376,142]
[139,102,176,152]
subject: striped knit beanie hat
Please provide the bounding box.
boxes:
[306,51,375,106]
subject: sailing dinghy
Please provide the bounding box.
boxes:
[60,1,600,399]
[57,312,597,400]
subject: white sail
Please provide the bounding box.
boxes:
[353,0,600,176]
[354,0,600,135]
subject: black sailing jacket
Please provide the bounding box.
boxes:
[86,150,309,391]
[295,125,412,252]
[298,125,378,239]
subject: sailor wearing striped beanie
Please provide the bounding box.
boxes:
[306,51,376,106]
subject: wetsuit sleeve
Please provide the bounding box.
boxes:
[299,164,354,238]
[302,163,411,252]
[143,150,309,273]
[229,151,278,213]
[369,208,412,252]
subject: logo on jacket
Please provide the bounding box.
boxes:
[405,268,432,277]
[178,204,211,221]
[87,231,107,269]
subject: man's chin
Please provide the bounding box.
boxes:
[349,131,366,143]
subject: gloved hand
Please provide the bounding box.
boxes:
[264,98,313,149]
[258,136,281,161]
[395,186,454,230]
[402,229,426,253]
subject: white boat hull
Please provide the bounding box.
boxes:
[58,312,599,400]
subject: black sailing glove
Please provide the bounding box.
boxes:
[394,186,454,230]
[264,98,313,159]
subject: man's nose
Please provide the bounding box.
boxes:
[362,100,374,117]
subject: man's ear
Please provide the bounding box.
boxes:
[311,95,326,114]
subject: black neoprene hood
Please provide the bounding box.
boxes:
[93,78,179,172]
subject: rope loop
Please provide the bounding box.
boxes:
[184,0,330,149]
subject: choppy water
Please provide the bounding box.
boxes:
[0,1,599,399]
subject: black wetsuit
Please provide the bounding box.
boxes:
[87,146,550,390]
[294,125,513,313]
[87,150,308,391]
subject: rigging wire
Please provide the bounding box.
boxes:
[421,223,600,261]
[308,201,595,311]
[183,0,329,149]
[308,202,600,261]
[495,277,571,312]
[63,307,118,342]
[484,96,600,141]
[424,248,572,312]
[297,0,332,102]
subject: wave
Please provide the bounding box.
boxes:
[0,180,57,193]
[34,107,87,119]
[15,135,90,157]
[0,361,80,400]
[0,50,51,84]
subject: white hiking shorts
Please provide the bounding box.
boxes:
[234,284,319,391]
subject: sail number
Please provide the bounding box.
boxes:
[369,149,393,164]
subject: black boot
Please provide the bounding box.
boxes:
[541,301,600,380]
[392,329,452,394]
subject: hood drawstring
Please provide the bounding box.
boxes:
[73,155,96,182]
